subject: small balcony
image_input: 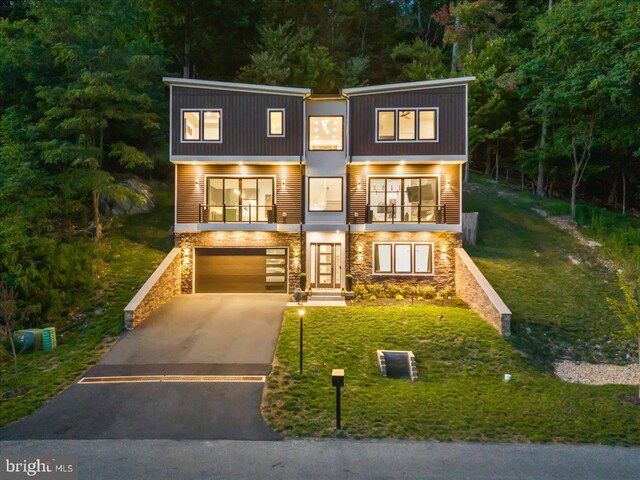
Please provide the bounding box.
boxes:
[199,204,279,224]
[365,204,446,224]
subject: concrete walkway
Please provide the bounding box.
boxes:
[1,439,638,480]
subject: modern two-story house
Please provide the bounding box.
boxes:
[164,76,474,296]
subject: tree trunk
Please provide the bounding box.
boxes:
[8,331,20,388]
[451,13,460,73]
[484,148,492,176]
[536,120,547,196]
[93,191,102,242]
[622,172,627,216]
[536,0,553,197]
[606,174,618,206]
[183,1,192,78]
[570,175,578,220]
[495,141,500,182]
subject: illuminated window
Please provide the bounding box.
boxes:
[308,116,343,150]
[268,109,285,137]
[182,109,222,142]
[398,110,416,140]
[377,110,395,141]
[419,110,437,140]
[183,111,200,141]
[203,110,221,141]
[373,242,433,275]
[375,108,438,142]
[308,177,343,211]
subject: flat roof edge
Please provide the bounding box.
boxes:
[163,77,311,96]
[342,77,476,96]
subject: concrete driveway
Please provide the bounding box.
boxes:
[0,294,288,440]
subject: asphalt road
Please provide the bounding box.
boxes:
[0,294,287,440]
[1,439,638,480]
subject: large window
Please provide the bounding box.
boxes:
[369,177,439,223]
[376,108,437,142]
[182,109,222,142]
[268,109,285,137]
[373,243,434,275]
[206,177,274,222]
[308,116,343,150]
[308,177,343,212]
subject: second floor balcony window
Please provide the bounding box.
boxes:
[204,177,274,223]
[368,176,441,223]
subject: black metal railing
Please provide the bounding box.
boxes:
[364,204,446,224]
[198,204,278,224]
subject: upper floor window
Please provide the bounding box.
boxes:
[206,177,274,222]
[309,116,343,151]
[268,109,285,137]
[376,108,438,143]
[182,109,222,143]
[308,177,343,211]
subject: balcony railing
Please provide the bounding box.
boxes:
[199,204,278,224]
[365,204,446,224]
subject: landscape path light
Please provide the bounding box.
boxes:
[298,305,305,374]
[332,369,345,430]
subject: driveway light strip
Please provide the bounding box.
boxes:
[78,375,266,384]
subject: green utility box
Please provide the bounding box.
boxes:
[12,329,43,353]
[42,327,57,352]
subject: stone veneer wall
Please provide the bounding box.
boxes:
[454,248,511,336]
[349,231,462,291]
[175,231,302,293]
[124,248,181,329]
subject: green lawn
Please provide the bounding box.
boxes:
[263,305,640,444]
[464,178,634,363]
[0,181,173,428]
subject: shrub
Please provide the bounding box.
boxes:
[368,294,377,301]
[353,282,367,298]
[395,294,404,301]
[439,286,454,299]
[401,284,416,298]
[367,283,385,298]
[417,296,424,301]
[355,295,362,302]
[416,285,437,299]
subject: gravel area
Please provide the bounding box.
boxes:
[555,360,640,385]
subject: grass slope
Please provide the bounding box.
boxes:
[265,306,640,444]
[0,181,173,428]
[464,178,633,363]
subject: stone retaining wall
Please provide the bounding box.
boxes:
[124,248,181,329]
[454,248,511,336]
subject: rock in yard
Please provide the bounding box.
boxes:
[111,178,155,215]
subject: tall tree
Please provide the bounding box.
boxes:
[31,0,165,241]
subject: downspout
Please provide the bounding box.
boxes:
[343,92,351,276]
[300,95,308,279]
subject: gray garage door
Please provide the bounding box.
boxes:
[194,248,288,293]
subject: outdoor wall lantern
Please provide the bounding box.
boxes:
[331,369,345,430]
[195,179,200,187]
[298,307,305,374]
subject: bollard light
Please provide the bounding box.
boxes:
[298,306,305,374]
[332,369,345,430]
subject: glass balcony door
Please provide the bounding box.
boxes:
[206,177,274,223]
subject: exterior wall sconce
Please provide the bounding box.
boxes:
[282,212,287,223]
[282,179,286,186]
[195,179,200,187]
[446,179,451,188]
[400,160,406,165]
[357,180,362,188]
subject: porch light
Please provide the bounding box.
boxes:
[357,180,361,188]
[195,179,200,187]
[282,179,286,186]
[446,179,451,188]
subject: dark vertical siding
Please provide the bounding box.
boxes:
[176,164,302,224]
[349,86,466,156]
[349,163,461,224]
[171,86,303,156]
